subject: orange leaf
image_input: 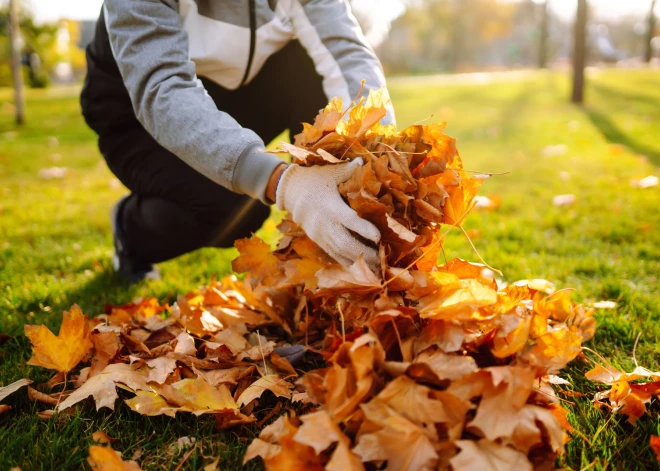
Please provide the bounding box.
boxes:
[650,436,660,462]
[24,305,93,373]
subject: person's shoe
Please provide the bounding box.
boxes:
[111,197,160,283]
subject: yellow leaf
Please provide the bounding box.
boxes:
[232,237,280,282]
[125,391,178,418]
[24,305,93,373]
[87,445,142,471]
[418,279,498,321]
[162,376,238,415]
[237,374,293,406]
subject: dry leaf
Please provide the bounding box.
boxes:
[450,440,532,471]
[87,445,142,471]
[0,378,32,402]
[24,305,93,372]
[237,374,293,406]
[58,363,151,411]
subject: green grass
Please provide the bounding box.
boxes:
[1,69,659,470]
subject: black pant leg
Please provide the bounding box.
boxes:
[98,127,271,264]
[82,35,327,265]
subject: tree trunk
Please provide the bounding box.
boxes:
[571,0,587,104]
[645,0,657,63]
[538,0,550,69]
[9,0,25,125]
[449,0,465,72]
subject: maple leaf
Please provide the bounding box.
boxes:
[24,305,93,373]
[413,320,466,354]
[522,326,582,374]
[125,391,178,418]
[337,89,389,139]
[293,410,364,471]
[507,405,565,453]
[89,331,120,377]
[0,378,32,402]
[87,445,142,471]
[315,256,382,295]
[246,416,325,470]
[467,365,537,441]
[408,349,478,382]
[144,357,177,384]
[418,278,498,321]
[491,314,531,358]
[156,376,238,415]
[243,438,282,464]
[310,336,384,421]
[232,236,280,284]
[375,376,469,439]
[237,374,293,406]
[58,363,151,412]
[353,401,439,471]
[450,440,532,471]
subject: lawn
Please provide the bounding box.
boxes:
[1,68,659,470]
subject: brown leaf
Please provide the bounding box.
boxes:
[353,401,439,470]
[27,386,58,406]
[450,440,532,471]
[315,257,381,295]
[237,374,293,406]
[58,363,151,412]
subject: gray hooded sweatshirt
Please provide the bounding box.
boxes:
[103,0,394,203]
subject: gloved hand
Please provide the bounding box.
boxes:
[276,158,380,267]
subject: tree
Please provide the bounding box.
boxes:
[538,0,550,68]
[8,0,24,125]
[571,0,588,104]
[645,0,657,63]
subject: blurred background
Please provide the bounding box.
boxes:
[0,1,659,468]
[0,0,658,86]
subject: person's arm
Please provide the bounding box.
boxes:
[103,0,284,203]
[289,0,396,125]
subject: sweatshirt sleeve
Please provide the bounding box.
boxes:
[103,0,284,203]
[289,0,395,125]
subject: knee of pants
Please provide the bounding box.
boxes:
[206,198,272,248]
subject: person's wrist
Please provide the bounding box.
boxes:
[265,163,288,204]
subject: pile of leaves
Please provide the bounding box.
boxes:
[3,90,608,470]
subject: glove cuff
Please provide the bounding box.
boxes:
[232,144,286,204]
[275,164,299,211]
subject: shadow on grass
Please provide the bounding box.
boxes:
[585,107,660,167]
[585,82,660,167]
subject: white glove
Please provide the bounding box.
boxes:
[276,158,381,267]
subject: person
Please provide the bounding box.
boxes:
[81,0,395,282]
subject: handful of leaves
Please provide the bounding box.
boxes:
[16,90,600,471]
[232,90,597,469]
